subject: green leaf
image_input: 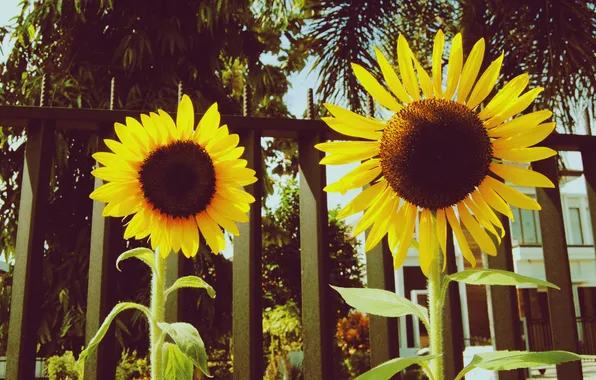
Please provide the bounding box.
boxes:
[157,322,211,377]
[163,342,194,379]
[448,269,560,290]
[116,247,157,275]
[356,355,440,380]
[164,275,216,300]
[78,302,151,364]
[331,286,429,326]
[455,350,594,380]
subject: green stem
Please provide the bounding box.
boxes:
[150,250,166,380]
[428,252,444,380]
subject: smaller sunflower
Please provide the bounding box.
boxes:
[90,95,257,258]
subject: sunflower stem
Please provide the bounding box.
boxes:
[150,249,166,380]
[428,245,444,380]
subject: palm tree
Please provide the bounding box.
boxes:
[304,0,596,131]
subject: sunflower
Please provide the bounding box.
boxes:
[90,95,257,258]
[316,31,556,275]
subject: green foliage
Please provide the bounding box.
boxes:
[447,269,560,289]
[46,351,83,380]
[263,302,303,379]
[455,350,594,380]
[115,350,150,380]
[78,302,152,365]
[336,311,371,378]
[163,342,195,380]
[157,322,210,377]
[356,355,440,380]
[116,248,158,275]
[331,286,429,326]
[164,275,216,300]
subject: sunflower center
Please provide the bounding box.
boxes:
[380,99,492,210]
[139,140,216,218]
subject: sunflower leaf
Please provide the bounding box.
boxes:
[455,350,593,380]
[356,355,440,380]
[163,342,195,380]
[331,286,429,326]
[157,322,211,377]
[447,269,559,290]
[116,247,157,275]
[77,302,152,365]
[164,275,216,300]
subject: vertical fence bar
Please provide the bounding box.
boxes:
[84,78,120,380]
[443,228,465,380]
[233,85,263,380]
[533,156,583,378]
[299,89,332,380]
[582,146,596,253]
[6,75,55,380]
[485,215,525,380]
[363,93,400,374]
[164,83,186,323]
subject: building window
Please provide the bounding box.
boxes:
[511,207,542,245]
[569,207,584,245]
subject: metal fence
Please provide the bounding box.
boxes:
[1,77,596,380]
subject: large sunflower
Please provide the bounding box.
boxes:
[316,31,556,275]
[90,95,257,258]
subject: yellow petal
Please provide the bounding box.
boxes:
[206,207,240,236]
[478,74,530,120]
[483,87,544,129]
[393,202,417,269]
[92,152,138,171]
[337,181,387,219]
[490,163,554,188]
[91,167,137,182]
[483,177,541,210]
[457,38,485,104]
[90,181,141,203]
[324,104,385,131]
[168,217,183,254]
[432,30,445,98]
[374,47,412,104]
[157,110,179,142]
[436,208,447,271]
[205,125,230,151]
[102,197,141,217]
[493,122,556,149]
[195,103,220,146]
[351,63,403,112]
[125,117,152,154]
[470,191,506,237]
[315,141,380,155]
[397,35,420,101]
[180,217,199,258]
[388,205,406,252]
[492,146,557,162]
[463,197,500,243]
[196,213,226,254]
[210,196,249,223]
[443,33,463,100]
[477,184,514,220]
[418,209,433,276]
[445,207,476,267]
[325,161,381,194]
[210,134,240,157]
[216,186,256,204]
[457,203,496,256]
[488,110,553,138]
[319,144,380,165]
[413,57,433,98]
[466,53,504,109]
[124,210,146,239]
[323,117,382,141]
[176,95,195,141]
[140,113,160,148]
[114,122,145,157]
[353,187,392,236]
[104,139,144,163]
[364,195,399,252]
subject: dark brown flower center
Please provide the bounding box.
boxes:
[139,140,216,218]
[380,99,492,210]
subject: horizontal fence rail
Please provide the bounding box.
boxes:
[1,80,596,380]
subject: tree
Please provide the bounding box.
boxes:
[0,0,309,357]
[303,0,596,131]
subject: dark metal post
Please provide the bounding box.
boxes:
[6,75,54,380]
[299,89,332,380]
[443,227,465,380]
[533,157,583,379]
[233,84,264,380]
[485,216,525,380]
